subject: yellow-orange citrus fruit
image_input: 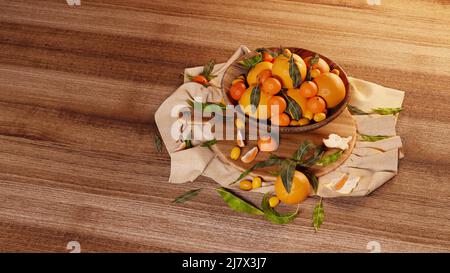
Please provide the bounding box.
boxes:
[247,61,273,85]
[274,171,311,205]
[271,54,307,89]
[313,72,346,108]
[238,85,272,119]
[304,56,330,73]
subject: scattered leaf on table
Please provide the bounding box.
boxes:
[261,193,299,224]
[216,188,264,215]
[312,198,325,232]
[360,134,391,142]
[154,133,162,153]
[172,188,202,204]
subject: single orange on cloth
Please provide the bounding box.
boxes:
[229,81,246,100]
[313,72,346,108]
[304,56,330,73]
[262,77,282,96]
[192,75,208,85]
[275,171,311,205]
[271,112,290,126]
[306,96,326,114]
[268,96,287,114]
[258,69,272,85]
[299,81,318,98]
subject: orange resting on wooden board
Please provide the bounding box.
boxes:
[275,171,311,205]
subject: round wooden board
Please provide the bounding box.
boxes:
[212,109,356,182]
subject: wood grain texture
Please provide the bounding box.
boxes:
[0,0,449,252]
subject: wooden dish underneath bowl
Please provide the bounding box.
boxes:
[221,47,350,134]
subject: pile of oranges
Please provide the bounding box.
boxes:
[229,48,346,127]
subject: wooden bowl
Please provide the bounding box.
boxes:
[221,47,350,133]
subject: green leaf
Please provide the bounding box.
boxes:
[280,160,296,193]
[372,107,403,115]
[250,85,261,113]
[230,156,283,185]
[281,91,302,120]
[300,145,324,167]
[309,54,320,66]
[261,193,299,224]
[312,198,324,232]
[268,170,281,176]
[360,134,391,142]
[292,140,315,161]
[172,188,202,204]
[184,139,192,149]
[200,60,217,81]
[216,188,264,215]
[238,53,263,68]
[303,171,319,193]
[288,54,301,88]
[316,151,343,166]
[186,99,226,112]
[154,133,162,153]
[347,105,369,115]
[255,48,277,57]
[201,138,217,148]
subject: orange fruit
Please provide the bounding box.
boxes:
[241,146,259,163]
[271,112,290,127]
[262,52,274,63]
[304,56,330,73]
[307,96,326,114]
[262,77,282,96]
[313,72,346,108]
[331,68,340,76]
[268,96,287,114]
[275,171,311,205]
[258,69,272,85]
[257,135,279,152]
[310,69,321,78]
[192,75,208,85]
[229,81,246,100]
[271,54,307,88]
[299,81,318,98]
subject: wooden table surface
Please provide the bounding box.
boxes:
[1,0,449,253]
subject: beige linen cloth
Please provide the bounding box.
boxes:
[155,45,405,197]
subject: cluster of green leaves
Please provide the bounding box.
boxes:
[239,53,263,69]
[315,151,343,166]
[200,60,217,81]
